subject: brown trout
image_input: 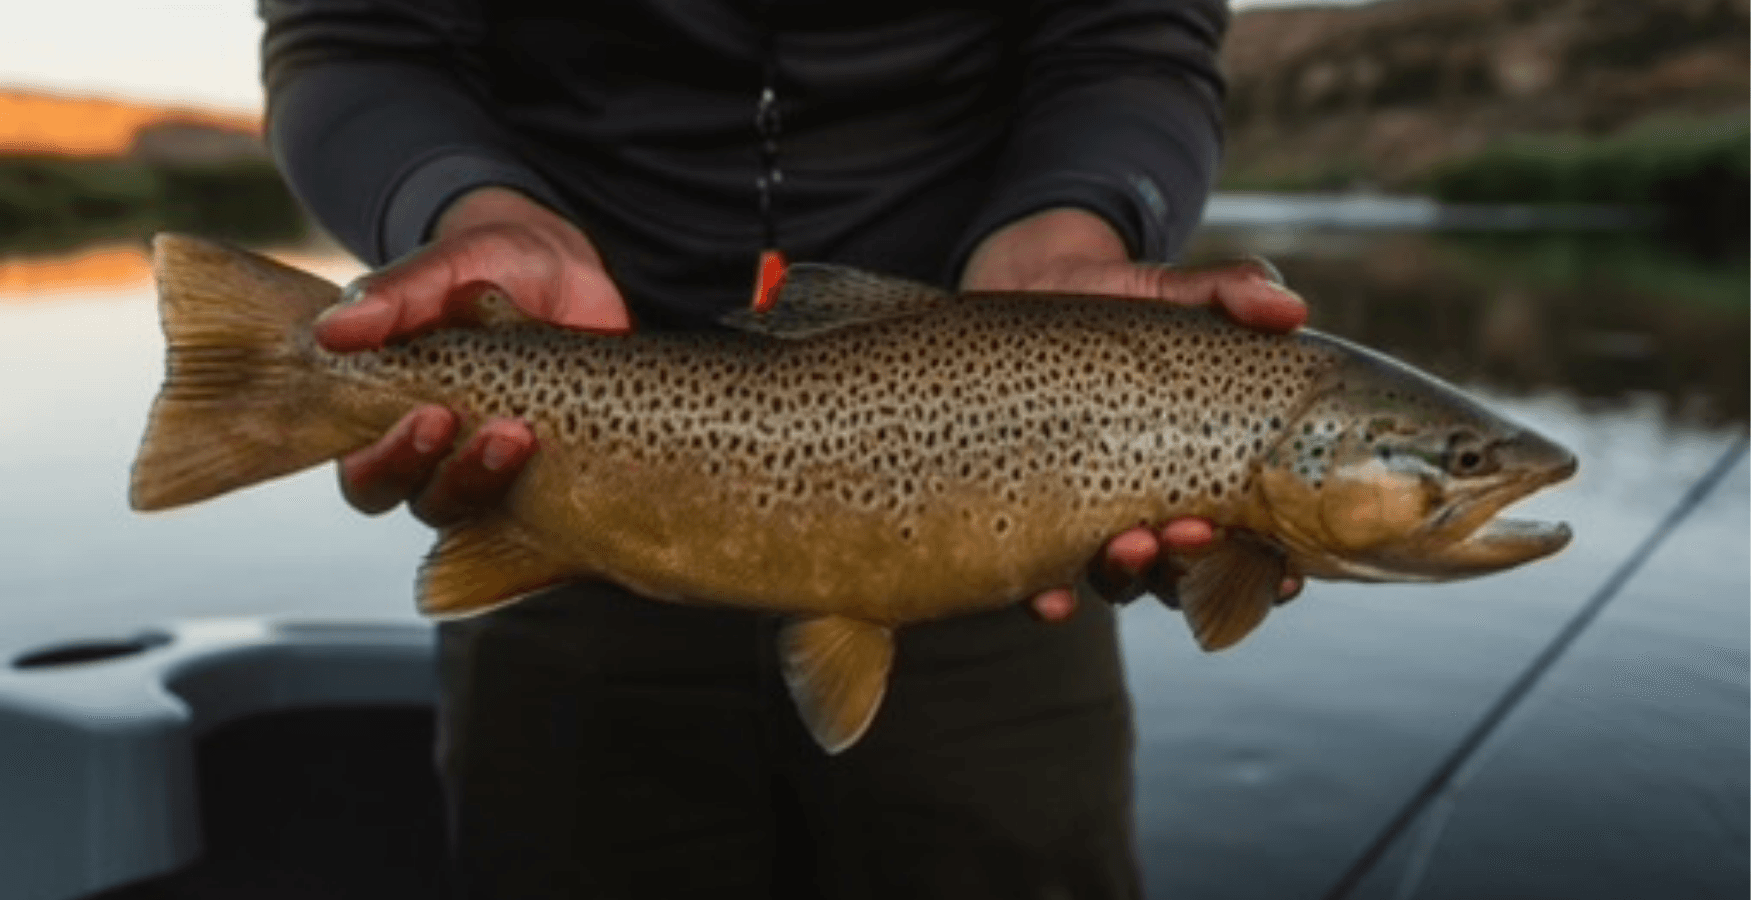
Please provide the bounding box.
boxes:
[131,235,1576,752]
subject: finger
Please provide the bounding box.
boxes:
[409,418,537,528]
[439,230,629,333]
[1159,517,1217,552]
[315,244,472,351]
[1086,527,1158,602]
[1215,273,1308,333]
[1145,261,1308,333]
[315,228,631,352]
[1241,255,1286,287]
[1030,587,1079,624]
[1101,527,1158,574]
[311,277,398,352]
[1276,575,1305,606]
[521,259,631,334]
[337,406,458,515]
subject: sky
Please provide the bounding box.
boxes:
[2,0,1368,113]
[3,2,268,111]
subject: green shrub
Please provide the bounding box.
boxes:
[158,161,307,244]
[0,156,307,251]
[1424,116,1750,207]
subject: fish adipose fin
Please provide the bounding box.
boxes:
[720,264,951,339]
[420,519,578,618]
[1178,536,1289,651]
[130,234,376,511]
[466,288,544,328]
[780,615,895,754]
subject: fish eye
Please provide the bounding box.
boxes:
[1444,432,1497,477]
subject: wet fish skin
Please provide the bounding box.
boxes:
[130,235,1576,752]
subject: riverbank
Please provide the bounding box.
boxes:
[1221,0,1747,182]
[0,156,305,252]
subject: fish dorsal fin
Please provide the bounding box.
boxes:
[1178,536,1289,651]
[720,263,952,339]
[779,615,895,753]
[418,519,579,618]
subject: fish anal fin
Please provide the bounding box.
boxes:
[419,520,578,618]
[720,263,951,338]
[1178,535,1289,651]
[780,615,895,754]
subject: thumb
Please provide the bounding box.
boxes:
[1143,258,1308,334]
[316,226,630,351]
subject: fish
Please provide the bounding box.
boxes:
[130,234,1578,753]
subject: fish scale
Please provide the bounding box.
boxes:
[130,235,1576,753]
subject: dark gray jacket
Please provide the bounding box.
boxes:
[261,0,1227,327]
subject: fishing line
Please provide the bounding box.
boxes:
[1320,433,1749,900]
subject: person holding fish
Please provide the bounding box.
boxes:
[258,1,1309,897]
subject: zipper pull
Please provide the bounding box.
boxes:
[751,247,788,312]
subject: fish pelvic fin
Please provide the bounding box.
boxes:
[130,234,375,511]
[780,615,895,754]
[419,519,579,618]
[1178,535,1289,651]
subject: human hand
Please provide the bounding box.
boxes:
[959,208,1308,331]
[325,187,630,526]
[961,208,1309,621]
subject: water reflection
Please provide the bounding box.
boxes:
[1191,229,1749,428]
[0,238,354,301]
[0,241,150,300]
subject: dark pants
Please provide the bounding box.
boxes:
[436,582,1139,900]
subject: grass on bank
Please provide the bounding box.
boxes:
[1219,115,1749,207]
[0,156,306,252]
[1421,115,1749,208]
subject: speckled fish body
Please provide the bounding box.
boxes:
[131,235,1577,752]
[355,283,1330,622]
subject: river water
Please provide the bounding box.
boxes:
[0,223,1745,898]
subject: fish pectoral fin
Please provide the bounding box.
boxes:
[719,264,952,339]
[1178,535,1289,652]
[419,519,577,618]
[779,615,895,754]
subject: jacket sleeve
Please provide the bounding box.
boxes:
[954,0,1229,268]
[259,0,567,265]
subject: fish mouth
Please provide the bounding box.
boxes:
[1459,515,1574,561]
[1430,450,1578,574]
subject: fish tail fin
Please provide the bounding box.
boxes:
[130,233,370,511]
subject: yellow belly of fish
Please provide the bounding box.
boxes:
[488,439,1173,626]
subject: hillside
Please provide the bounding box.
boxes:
[0,0,1747,201]
[1221,0,1750,187]
[0,92,290,249]
[0,89,260,160]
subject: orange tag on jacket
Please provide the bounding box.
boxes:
[751,248,788,312]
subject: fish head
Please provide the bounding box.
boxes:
[1254,340,1577,582]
